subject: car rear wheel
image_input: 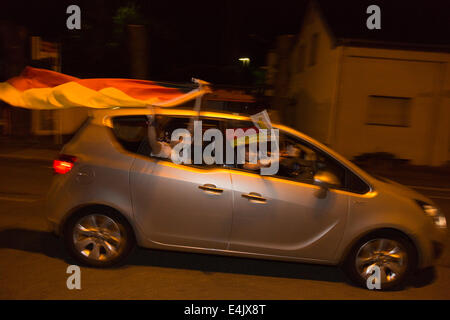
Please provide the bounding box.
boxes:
[63,207,135,267]
[342,230,417,290]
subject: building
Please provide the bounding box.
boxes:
[0,22,83,141]
[269,0,450,166]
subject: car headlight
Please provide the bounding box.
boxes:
[415,200,447,229]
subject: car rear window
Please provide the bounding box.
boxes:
[111,116,147,154]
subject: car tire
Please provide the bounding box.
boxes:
[342,230,417,290]
[63,207,136,268]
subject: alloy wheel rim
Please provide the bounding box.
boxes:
[73,214,123,261]
[355,238,407,285]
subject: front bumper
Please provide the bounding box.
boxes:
[432,241,445,260]
[416,225,447,268]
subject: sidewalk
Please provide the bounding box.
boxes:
[0,147,59,162]
[0,136,60,162]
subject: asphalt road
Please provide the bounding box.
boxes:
[0,158,449,299]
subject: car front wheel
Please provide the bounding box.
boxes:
[342,230,417,290]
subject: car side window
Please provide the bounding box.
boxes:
[145,115,225,168]
[222,120,347,187]
[276,134,371,193]
[111,116,148,154]
[346,170,371,194]
[223,119,262,170]
[273,133,346,187]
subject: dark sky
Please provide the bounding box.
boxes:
[0,0,307,82]
[3,0,448,84]
[0,0,307,39]
[318,0,450,47]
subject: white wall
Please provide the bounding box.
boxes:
[334,47,450,165]
[286,5,450,166]
[32,107,89,136]
[287,3,340,145]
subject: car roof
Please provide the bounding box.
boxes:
[90,107,251,122]
[92,107,296,138]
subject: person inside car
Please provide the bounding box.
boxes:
[146,112,194,162]
[146,113,174,159]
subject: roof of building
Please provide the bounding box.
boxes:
[314,0,450,51]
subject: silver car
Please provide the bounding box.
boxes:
[46,108,447,290]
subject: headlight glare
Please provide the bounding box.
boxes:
[415,200,447,229]
[423,204,438,217]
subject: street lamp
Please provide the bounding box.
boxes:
[238,57,250,66]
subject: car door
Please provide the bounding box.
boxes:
[227,125,349,262]
[129,116,233,250]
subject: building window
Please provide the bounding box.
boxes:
[309,33,319,66]
[39,110,54,131]
[297,44,306,72]
[366,95,412,127]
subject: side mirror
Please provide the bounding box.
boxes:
[313,171,340,198]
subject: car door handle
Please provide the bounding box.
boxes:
[199,184,224,194]
[242,192,266,203]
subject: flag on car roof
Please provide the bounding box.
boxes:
[0,67,208,109]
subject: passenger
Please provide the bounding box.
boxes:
[146,114,185,159]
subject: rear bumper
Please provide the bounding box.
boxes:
[46,217,60,236]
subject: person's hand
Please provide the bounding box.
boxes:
[146,105,155,125]
[146,115,155,127]
[259,157,272,167]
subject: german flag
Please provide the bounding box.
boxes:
[0,67,207,109]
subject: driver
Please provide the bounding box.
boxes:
[278,143,316,180]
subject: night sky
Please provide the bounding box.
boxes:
[2,0,449,85]
[0,0,307,83]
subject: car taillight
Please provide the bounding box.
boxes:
[53,155,77,174]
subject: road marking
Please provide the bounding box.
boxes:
[407,185,450,192]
